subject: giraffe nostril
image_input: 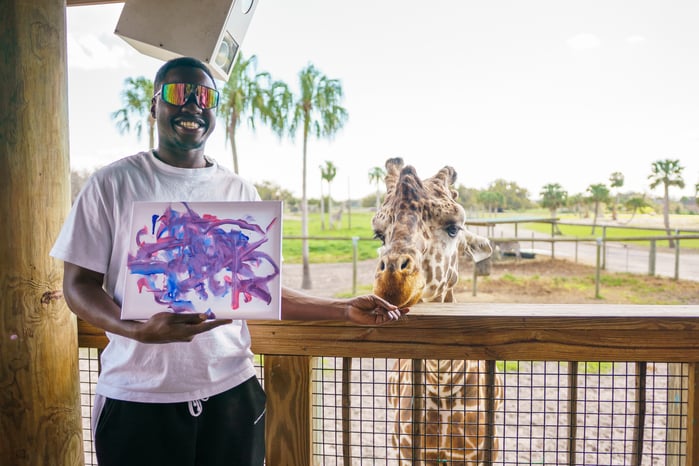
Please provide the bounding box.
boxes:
[400,258,410,270]
[379,261,386,272]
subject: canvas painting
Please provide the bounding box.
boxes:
[121,200,282,320]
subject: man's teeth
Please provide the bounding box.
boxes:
[178,121,201,129]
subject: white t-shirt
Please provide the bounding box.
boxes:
[51,151,261,403]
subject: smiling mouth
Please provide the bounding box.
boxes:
[175,119,204,131]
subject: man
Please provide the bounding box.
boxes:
[51,56,406,466]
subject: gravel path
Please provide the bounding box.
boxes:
[282,259,378,298]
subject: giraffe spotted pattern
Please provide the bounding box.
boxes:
[372,158,503,464]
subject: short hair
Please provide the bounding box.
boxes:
[153,57,217,93]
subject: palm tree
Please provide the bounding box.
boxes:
[539,183,567,235]
[368,166,386,210]
[320,161,337,229]
[539,183,568,219]
[587,183,610,235]
[648,159,685,248]
[624,195,652,224]
[609,171,624,221]
[567,193,586,218]
[287,64,348,289]
[218,53,291,173]
[111,76,155,149]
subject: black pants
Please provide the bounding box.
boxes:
[95,376,266,466]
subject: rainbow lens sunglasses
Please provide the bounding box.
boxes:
[155,83,220,110]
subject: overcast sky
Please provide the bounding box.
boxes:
[67,1,699,201]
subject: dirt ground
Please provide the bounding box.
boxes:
[284,256,699,305]
[453,256,699,305]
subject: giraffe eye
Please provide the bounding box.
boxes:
[373,231,385,244]
[445,224,462,238]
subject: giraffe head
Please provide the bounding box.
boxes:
[371,158,492,307]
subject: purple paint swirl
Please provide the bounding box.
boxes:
[127,202,280,317]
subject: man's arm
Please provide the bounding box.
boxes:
[281,286,407,324]
[63,262,231,343]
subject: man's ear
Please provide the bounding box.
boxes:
[150,97,157,119]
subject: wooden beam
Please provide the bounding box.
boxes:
[1,1,82,465]
[79,304,699,362]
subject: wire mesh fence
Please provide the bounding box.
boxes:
[77,352,686,465]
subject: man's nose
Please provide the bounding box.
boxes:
[182,93,203,111]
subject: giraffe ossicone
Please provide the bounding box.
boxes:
[371,157,504,464]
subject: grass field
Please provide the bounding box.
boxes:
[521,215,699,250]
[281,210,380,263]
[280,210,699,263]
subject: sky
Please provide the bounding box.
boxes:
[66,0,699,201]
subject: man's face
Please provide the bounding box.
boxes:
[151,66,217,152]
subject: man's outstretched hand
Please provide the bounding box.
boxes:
[344,295,409,325]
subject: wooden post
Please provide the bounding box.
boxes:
[264,355,312,466]
[666,363,686,466]
[686,363,699,465]
[674,231,680,281]
[602,226,607,270]
[595,239,602,299]
[649,240,657,276]
[352,236,358,296]
[1,1,83,465]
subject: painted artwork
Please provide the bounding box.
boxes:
[121,201,282,320]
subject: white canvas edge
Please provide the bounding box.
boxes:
[120,200,282,321]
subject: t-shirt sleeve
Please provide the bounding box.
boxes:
[50,176,114,274]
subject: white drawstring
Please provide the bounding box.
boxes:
[187,397,209,417]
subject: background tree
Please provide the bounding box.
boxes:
[487,179,533,210]
[648,158,685,247]
[478,190,503,214]
[624,195,652,224]
[320,161,338,229]
[368,166,386,210]
[287,63,348,289]
[609,171,624,221]
[539,183,568,231]
[587,183,611,235]
[253,180,296,204]
[455,185,480,212]
[218,53,290,174]
[111,76,155,149]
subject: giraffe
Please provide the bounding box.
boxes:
[371,157,504,465]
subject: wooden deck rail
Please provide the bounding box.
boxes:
[77,303,699,465]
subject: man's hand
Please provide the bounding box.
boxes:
[344,295,409,325]
[133,312,233,344]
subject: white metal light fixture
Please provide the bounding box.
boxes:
[114,0,259,81]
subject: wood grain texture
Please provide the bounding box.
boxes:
[264,355,312,466]
[1,1,82,465]
[79,304,699,361]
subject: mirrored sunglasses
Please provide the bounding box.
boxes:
[156,83,220,110]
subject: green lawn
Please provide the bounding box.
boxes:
[281,210,379,264]
[281,211,699,263]
[522,221,699,250]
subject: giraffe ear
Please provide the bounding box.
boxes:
[461,230,493,262]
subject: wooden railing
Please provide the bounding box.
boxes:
[77,303,699,465]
